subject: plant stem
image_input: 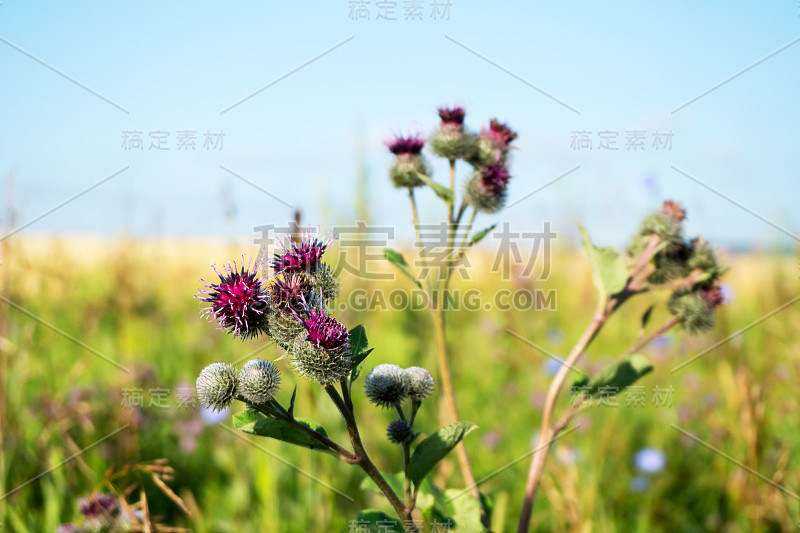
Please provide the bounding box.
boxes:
[517,298,609,533]
[324,386,418,531]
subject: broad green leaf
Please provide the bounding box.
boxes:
[417,477,454,523]
[383,248,422,288]
[408,422,477,486]
[233,410,330,450]
[349,324,368,356]
[579,355,654,398]
[417,173,454,204]
[578,224,629,297]
[350,348,374,382]
[469,224,497,247]
[445,488,484,532]
[354,510,404,532]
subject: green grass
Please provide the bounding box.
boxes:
[1,237,798,532]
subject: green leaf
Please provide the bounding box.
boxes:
[408,422,477,486]
[417,173,454,204]
[348,324,374,382]
[383,248,422,288]
[349,324,368,356]
[354,510,404,532]
[469,224,497,247]
[417,477,454,523]
[350,348,374,382]
[641,304,655,330]
[287,386,297,418]
[578,224,629,297]
[445,488,485,532]
[578,355,654,398]
[233,410,330,450]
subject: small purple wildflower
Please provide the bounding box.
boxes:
[271,232,332,274]
[78,493,117,517]
[634,447,666,474]
[302,308,349,350]
[197,258,269,339]
[387,134,426,156]
[629,476,650,493]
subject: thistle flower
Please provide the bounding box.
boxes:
[238,359,281,405]
[365,364,409,407]
[405,366,434,401]
[268,309,309,350]
[471,118,518,166]
[197,258,270,340]
[464,162,512,213]
[290,309,351,384]
[667,288,719,334]
[661,200,686,222]
[431,106,478,161]
[387,133,431,189]
[687,237,726,281]
[302,308,350,349]
[386,419,415,444]
[271,232,332,274]
[270,274,312,311]
[196,362,238,412]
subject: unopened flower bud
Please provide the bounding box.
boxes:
[668,290,716,334]
[238,359,281,405]
[365,364,409,407]
[290,341,351,385]
[196,362,238,412]
[405,366,434,401]
[431,106,478,161]
[386,419,415,444]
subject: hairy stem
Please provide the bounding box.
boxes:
[324,386,418,530]
[517,298,609,533]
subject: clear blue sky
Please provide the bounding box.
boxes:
[1,1,798,249]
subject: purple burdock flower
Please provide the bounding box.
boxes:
[198,258,270,340]
[302,308,349,349]
[78,493,117,517]
[387,133,430,188]
[485,119,517,148]
[465,162,512,214]
[438,106,466,131]
[271,232,332,274]
[270,274,312,311]
[387,134,426,156]
[479,163,512,192]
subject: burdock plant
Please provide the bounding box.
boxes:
[380,107,728,532]
[195,231,475,531]
[194,106,728,532]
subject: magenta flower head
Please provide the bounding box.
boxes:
[270,274,312,311]
[387,134,426,156]
[271,232,332,274]
[387,133,430,189]
[302,307,350,349]
[437,106,466,131]
[465,162,512,213]
[472,118,518,166]
[432,105,478,161]
[290,308,352,384]
[198,258,270,340]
